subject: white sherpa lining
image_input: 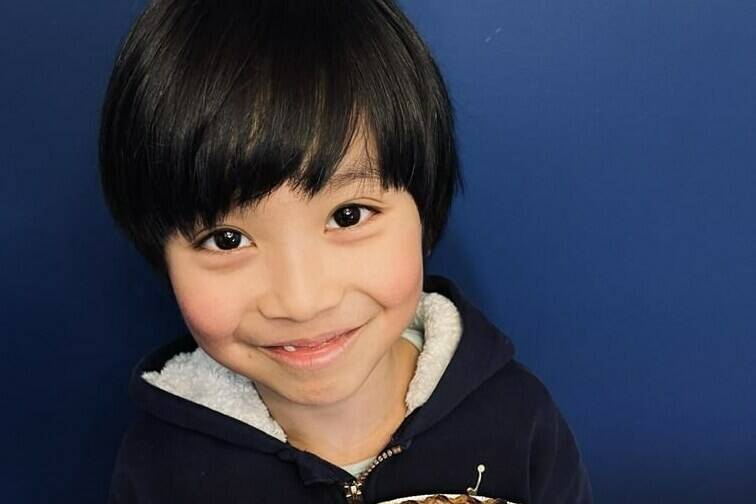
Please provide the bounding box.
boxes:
[142,291,462,443]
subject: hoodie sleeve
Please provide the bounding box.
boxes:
[519,369,593,504]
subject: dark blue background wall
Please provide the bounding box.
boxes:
[2,1,754,502]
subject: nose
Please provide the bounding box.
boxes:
[257,241,343,322]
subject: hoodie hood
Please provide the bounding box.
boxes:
[127,274,516,482]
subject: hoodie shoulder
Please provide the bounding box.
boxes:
[485,361,593,504]
[107,411,294,503]
[107,413,158,503]
[107,412,187,496]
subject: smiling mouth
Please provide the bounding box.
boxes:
[263,326,361,350]
[269,332,347,352]
[258,325,363,370]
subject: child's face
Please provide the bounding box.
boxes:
[163,134,424,407]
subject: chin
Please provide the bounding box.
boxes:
[284,374,364,407]
[278,368,364,407]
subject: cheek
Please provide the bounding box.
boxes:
[359,211,424,309]
[170,271,244,347]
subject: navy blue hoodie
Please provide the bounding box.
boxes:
[107,274,592,503]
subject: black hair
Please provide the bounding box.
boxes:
[99,0,463,275]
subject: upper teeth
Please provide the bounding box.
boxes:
[276,331,351,352]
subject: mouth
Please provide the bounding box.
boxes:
[258,325,363,371]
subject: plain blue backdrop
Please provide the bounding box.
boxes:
[1,1,754,502]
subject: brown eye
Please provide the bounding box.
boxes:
[199,229,253,252]
[327,204,376,230]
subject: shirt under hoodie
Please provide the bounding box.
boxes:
[107,274,592,504]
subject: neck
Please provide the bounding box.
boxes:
[258,338,419,466]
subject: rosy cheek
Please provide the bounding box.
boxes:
[170,275,240,347]
[362,209,424,309]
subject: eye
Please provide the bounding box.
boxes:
[197,229,253,252]
[326,204,377,230]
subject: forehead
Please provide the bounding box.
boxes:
[236,142,383,219]
[267,126,383,197]
[319,125,381,191]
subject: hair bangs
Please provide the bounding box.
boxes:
[99,0,462,273]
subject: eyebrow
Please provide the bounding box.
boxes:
[321,165,382,193]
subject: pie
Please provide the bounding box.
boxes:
[396,495,505,504]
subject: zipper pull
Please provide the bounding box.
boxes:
[343,480,363,504]
[465,464,486,496]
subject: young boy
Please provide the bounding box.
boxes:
[100,1,592,503]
